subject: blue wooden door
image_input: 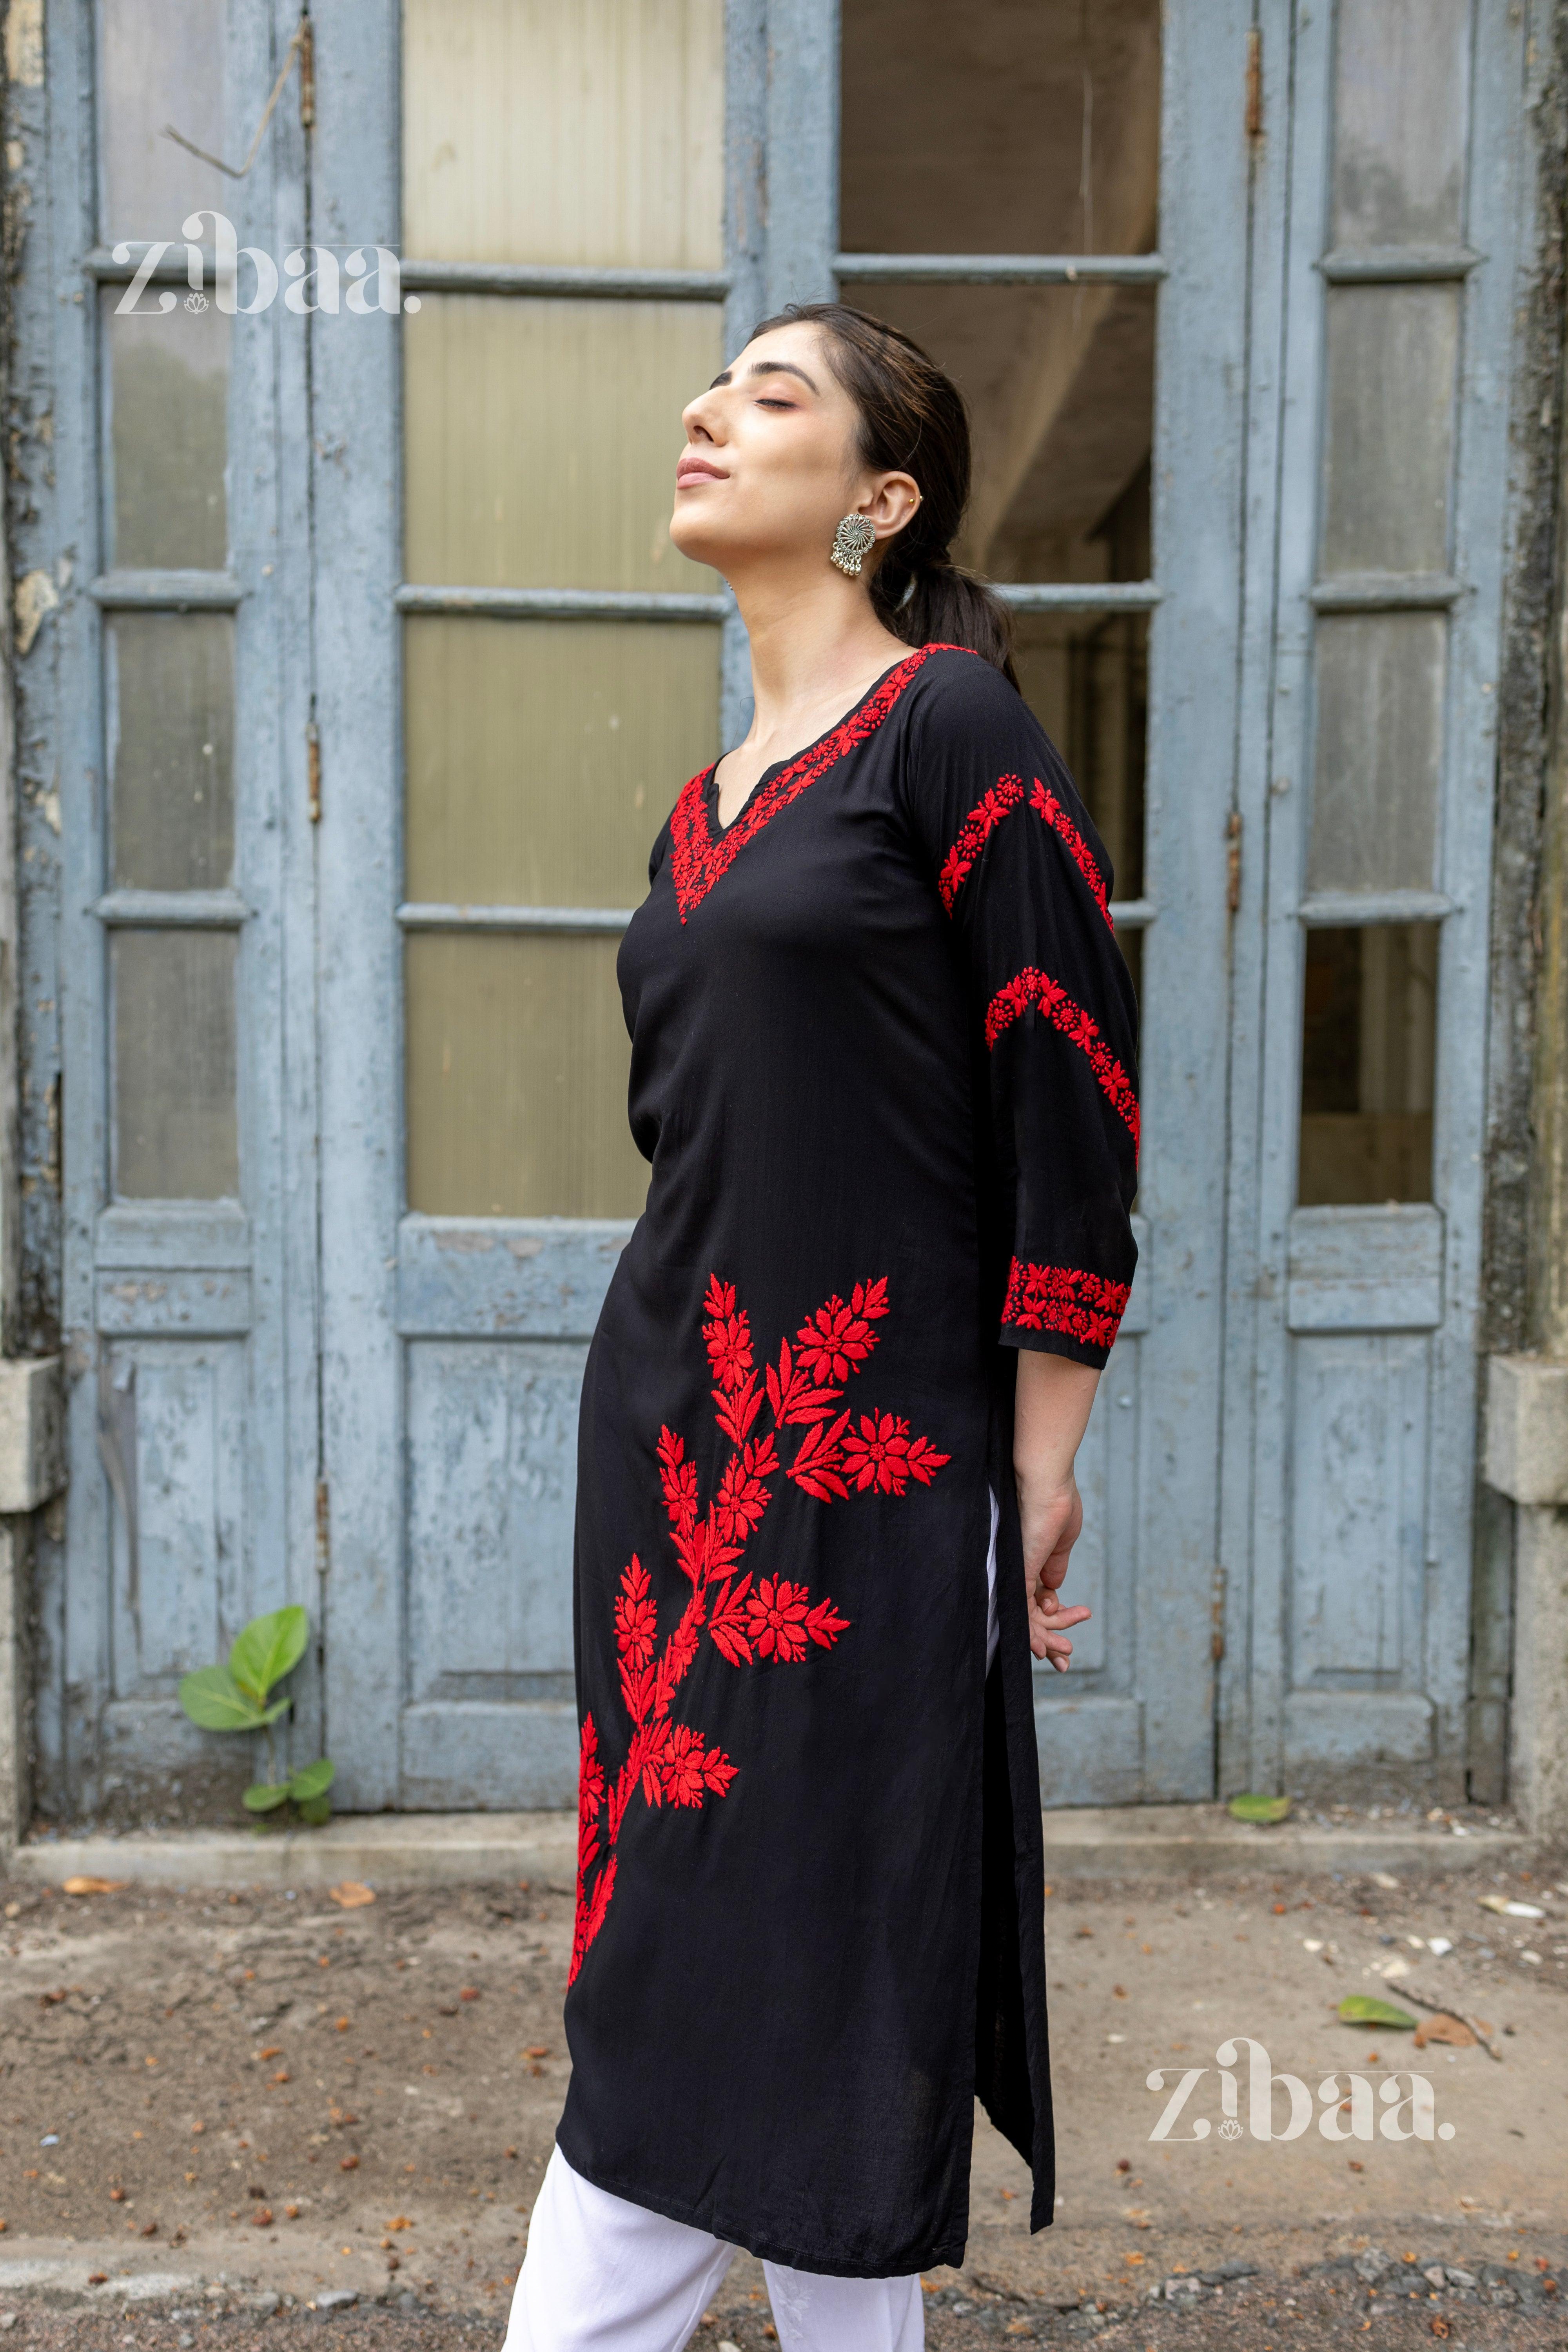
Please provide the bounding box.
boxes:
[24,0,1534,1822]
[312,0,1248,1810]
[1217,0,1529,1800]
[30,0,322,1817]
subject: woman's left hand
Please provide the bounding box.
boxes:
[1017,1471,1093,1670]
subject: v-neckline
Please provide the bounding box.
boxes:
[706,657,913,838]
[668,644,963,923]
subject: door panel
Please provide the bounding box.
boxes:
[44,0,319,1814]
[1218,0,1527,1799]
[316,0,732,1806]
[313,0,1247,1809]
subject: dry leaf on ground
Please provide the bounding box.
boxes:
[62,1876,127,1896]
[328,1881,376,1908]
[1414,2014,1477,2049]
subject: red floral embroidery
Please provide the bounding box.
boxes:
[1029,779,1112,927]
[840,1412,951,1496]
[985,965,1140,1152]
[668,647,970,921]
[1002,1258,1130,1352]
[570,1270,949,1980]
[938,774,1026,910]
[793,1277,888,1384]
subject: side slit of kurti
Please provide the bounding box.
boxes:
[976,1363,1056,2228]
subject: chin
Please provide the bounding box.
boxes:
[669,510,728,570]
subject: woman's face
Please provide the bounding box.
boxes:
[669,322,913,576]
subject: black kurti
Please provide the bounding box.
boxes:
[558,645,1138,2278]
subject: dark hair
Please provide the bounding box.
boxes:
[751,300,1018,688]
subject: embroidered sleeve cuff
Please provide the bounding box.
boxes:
[999,1258,1129,1363]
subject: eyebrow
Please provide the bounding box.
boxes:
[709,359,821,393]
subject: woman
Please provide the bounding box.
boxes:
[506,304,1138,2351]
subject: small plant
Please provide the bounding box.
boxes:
[178,1605,334,1825]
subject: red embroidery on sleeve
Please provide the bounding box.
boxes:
[985,965,1140,1151]
[569,1270,950,1983]
[937,774,1026,909]
[668,645,975,921]
[1002,1258,1130,1352]
[1030,779,1113,927]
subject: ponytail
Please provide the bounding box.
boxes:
[751,300,1019,690]
[878,555,1017,687]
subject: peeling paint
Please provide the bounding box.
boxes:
[13,568,57,657]
[4,0,44,88]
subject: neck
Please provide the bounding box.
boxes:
[725,553,907,749]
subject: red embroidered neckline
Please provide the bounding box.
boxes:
[986,964,1140,1153]
[667,644,964,921]
[1002,1258,1129,1353]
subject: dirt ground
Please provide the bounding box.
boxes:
[2,1855,1565,2348]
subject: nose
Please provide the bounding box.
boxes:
[681,386,724,445]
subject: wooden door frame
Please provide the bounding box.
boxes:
[1216,0,1532,1800]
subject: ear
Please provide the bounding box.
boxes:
[862,471,921,543]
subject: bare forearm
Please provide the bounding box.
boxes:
[1013,1347,1100,1492]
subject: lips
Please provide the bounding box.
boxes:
[677,459,727,485]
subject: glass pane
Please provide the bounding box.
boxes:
[1331,0,1471,250]
[1307,615,1445,895]
[1013,607,1146,902]
[405,934,647,1218]
[404,297,720,592]
[106,296,229,570]
[108,613,234,891]
[98,0,226,244]
[840,0,1160,257]
[840,283,1155,585]
[403,0,722,268]
[1299,924,1438,1206]
[1319,287,1457,578]
[113,930,239,1199]
[405,618,718,908]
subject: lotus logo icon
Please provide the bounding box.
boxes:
[1218,2116,1243,2141]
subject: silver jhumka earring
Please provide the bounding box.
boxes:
[829,514,877,576]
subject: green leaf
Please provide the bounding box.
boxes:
[179,1665,266,1733]
[287,1757,335,1803]
[296,1793,332,1828]
[1227,1791,1294,1826]
[229,1607,310,1706]
[242,1781,292,1813]
[1337,1995,1417,2030]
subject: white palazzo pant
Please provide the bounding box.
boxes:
[505,1494,1001,2352]
[502,2148,925,2351]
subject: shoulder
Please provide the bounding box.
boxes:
[899,644,1044,751]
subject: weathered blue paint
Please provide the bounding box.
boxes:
[13,0,1536,1821]
[12,0,324,1811]
[1217,0,1528,1800]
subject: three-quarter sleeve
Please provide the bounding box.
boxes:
[903,651,1140,1370]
